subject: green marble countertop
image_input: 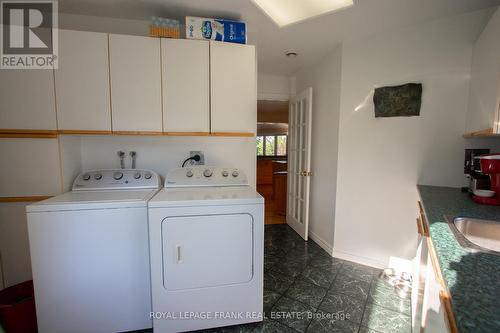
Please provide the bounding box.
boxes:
[417,185,500,333]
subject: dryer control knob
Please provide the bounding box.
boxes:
[133,172,141,179]
[186,170,194,178]
[82,174,91,181]
[144,172,152,180]
[113,172,123,180]
[94,173,102,180]
[203,169,213,177]
[232,170,239,178]
[222,170,229,177]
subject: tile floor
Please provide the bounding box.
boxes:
[140,224,412,333]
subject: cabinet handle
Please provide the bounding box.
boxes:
[176,245,183,264]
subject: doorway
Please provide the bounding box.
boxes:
[256,99,289,225]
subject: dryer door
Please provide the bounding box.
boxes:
[162,213,253,290]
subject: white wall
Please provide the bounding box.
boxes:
[257,73,291,100]
[293,47,342,253]
[333,9,496,267]
[59,13,149,36]
[466,7,500,133]
[78,136,257,187]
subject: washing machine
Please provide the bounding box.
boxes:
[148,166,264,333]
[26,169,160,333]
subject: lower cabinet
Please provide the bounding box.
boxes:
[0,139,62,197]
[0,202,33,288]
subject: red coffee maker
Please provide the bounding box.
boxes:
[472,154,500,205]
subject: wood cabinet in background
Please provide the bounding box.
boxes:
[55,30,111,132]
[0,70,56,131]
[210,42,256,135]
[162,39,210,134]
[109,34,162,133]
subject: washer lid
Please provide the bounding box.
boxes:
[26,189,158,212]
[148,186,264,208]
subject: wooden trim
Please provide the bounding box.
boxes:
[463,128,500,138]
[439,290,459,333]
[427,237,446,288]
[113,131,163,136]
[163,132,211,136]
[0,196,52,203]
[417,201,429,236]
[416,217,424,236]
[211,132,255,137]
[58,130,113,135]
[0,129,58,139]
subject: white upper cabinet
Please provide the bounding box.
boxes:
[0,70,56,130]
[210,42,257,134]
[109,34,162,133]
[162,39,210,133]
[466,8,500,134]
[55,30,111,132]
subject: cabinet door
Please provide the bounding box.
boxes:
[55,30,111,132]
[0,138,62,197]
[421,252,449,333]
[162,214,253,290]
[0,70,56,130]
[0,202,32,288]
[109,34,162,133]
[210,42,256,134]
[162,39,210,133]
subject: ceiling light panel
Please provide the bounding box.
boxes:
[252,0,354,27]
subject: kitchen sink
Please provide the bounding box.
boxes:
[447,217,500,255]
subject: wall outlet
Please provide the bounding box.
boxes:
[189,151,205,165]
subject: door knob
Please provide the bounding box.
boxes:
[300,171,312,176]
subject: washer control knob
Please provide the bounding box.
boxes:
[232,170,239,178]
[203,169,213,178]
[133,172,141,179]
[222,170,229,177]
[94,173,102,180]
[113,172,123,180]
[82,174,91,181]
[186,170,194,178]
[144,172,152,180]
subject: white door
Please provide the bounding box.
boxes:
[287,88,313,240]
[109,34,162,133]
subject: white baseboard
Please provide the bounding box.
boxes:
[308,230,333,255]
[331,249,387,269]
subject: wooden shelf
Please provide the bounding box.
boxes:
[0,196,52,203]
[0,129,58,139]
[463,128,500,138]
[0,129,255,138]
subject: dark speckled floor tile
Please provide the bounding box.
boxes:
[218,322,260,333]
[264,289,282,313]
[318,292,366,324]
[340,262,377,283]
[252,319,299,333]
[265,245,287,258]
[330,273,370,301]
[358,326,380,333]
[306,311,360,333]
[271,258,308,278]
[285,279,328,309]
[309,255,343,274]
[299,265,336,289]
[368,278,411,315]
[264,269,295,294]
[361,304,411,333]
[270,296,315,332]
[264,254,282,271]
